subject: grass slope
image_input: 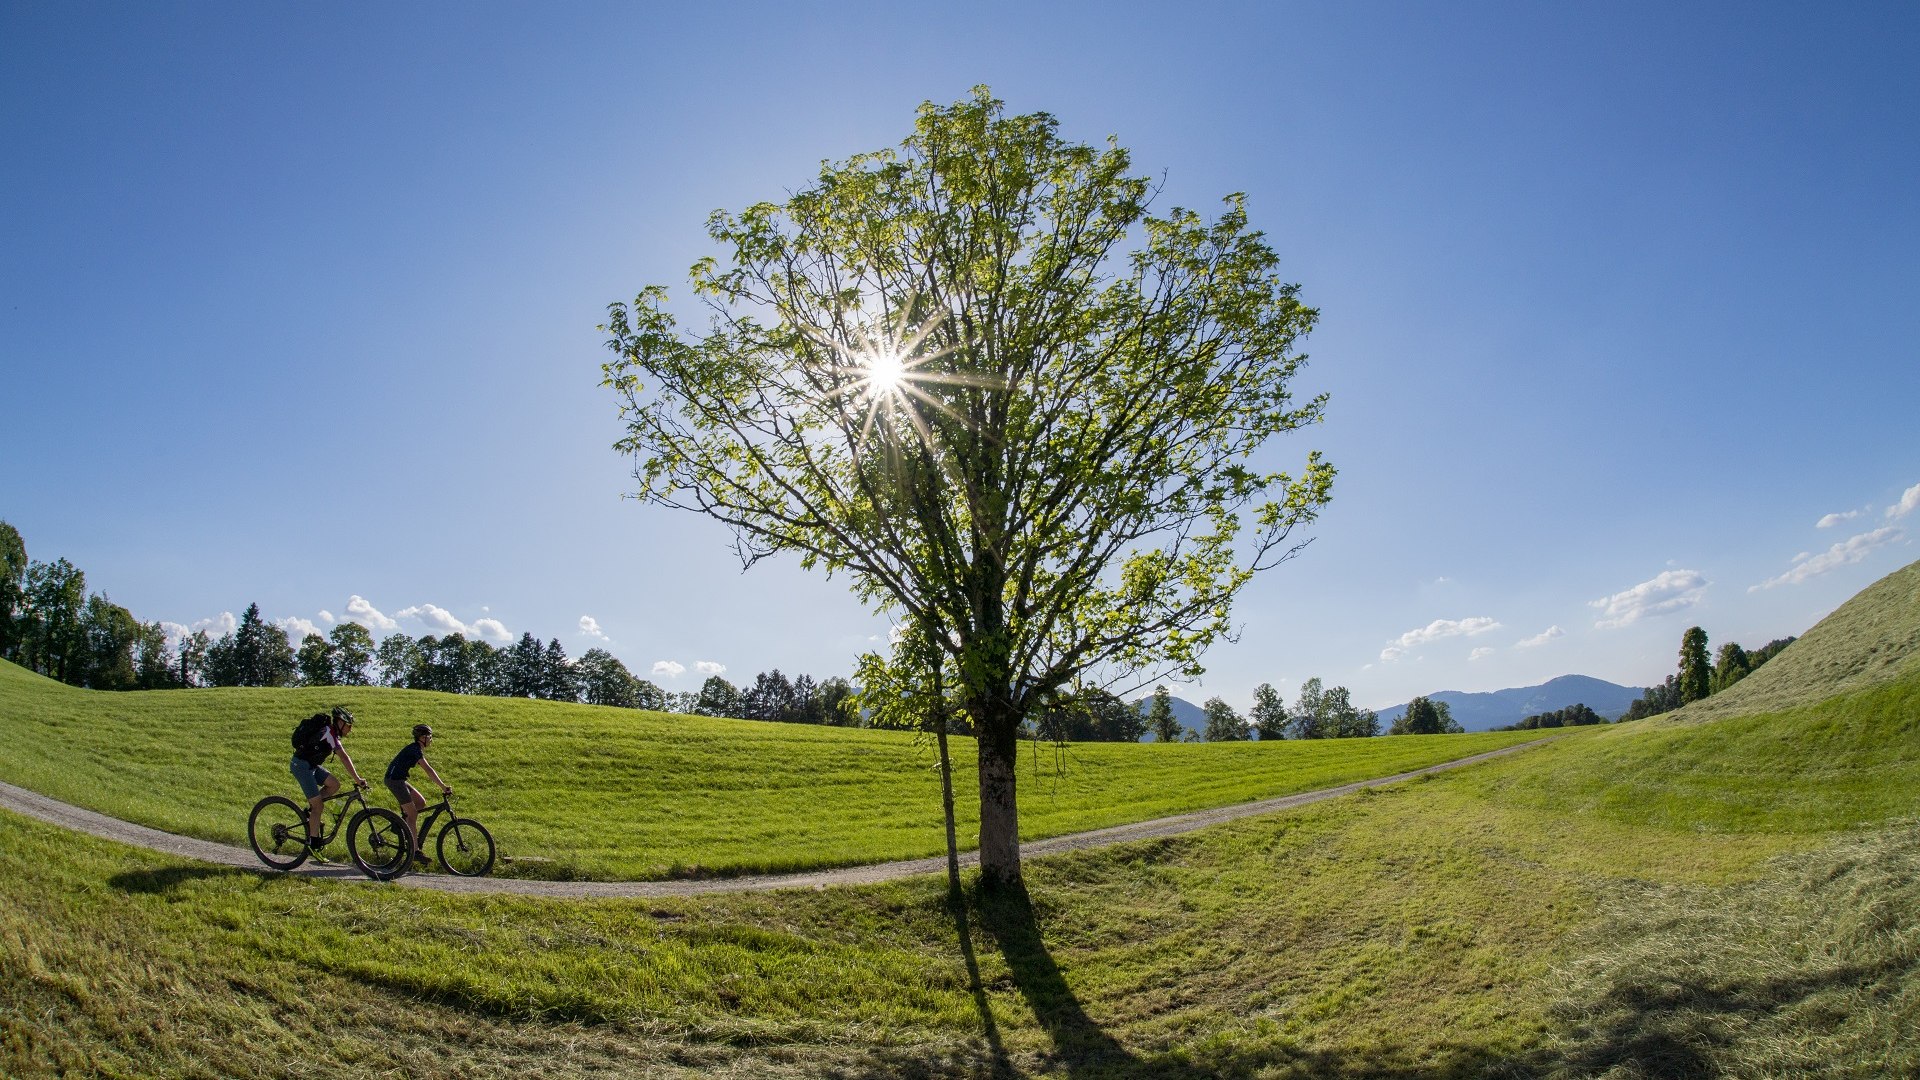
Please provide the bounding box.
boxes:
[0,662,1538,880]
[1672,556,1920,723]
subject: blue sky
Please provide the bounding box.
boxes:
[4,2,1916,711]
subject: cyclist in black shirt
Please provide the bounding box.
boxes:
[386,724,450,859]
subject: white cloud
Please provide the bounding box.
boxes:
[695,660,726,676]
[317,610,335,624]
[1469,647,1494,661]
[1750,527,1905,591]
[344,595,398,633]
[469,618,512,644]
[1888,483,1920,521]
[652,660,686,679]
[277,616,326,641]
[1817,509,1864,529]
[160,612,237,651]
[579,615,609,641]
[1390,617,1502,650]
[1379,645,1407,663]
[396,603,469,636]
[1590,570,1709,629]
[1516,625,1565,649]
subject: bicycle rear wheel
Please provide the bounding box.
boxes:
[347,807,414,881]
[437,818,495,877]
[248,796,311,870]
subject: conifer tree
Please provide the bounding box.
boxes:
[1147,685,1182,743]
[1678,626,1713,704]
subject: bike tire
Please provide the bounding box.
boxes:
[437,817,495,877]
[248,795,311,871]
[347,807,414,881]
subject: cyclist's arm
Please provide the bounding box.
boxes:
[334,744,367,787]
[420,758,451,794]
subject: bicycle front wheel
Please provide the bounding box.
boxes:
[248,795,310,871]
[437,818,495,877]
[347,807,414,881]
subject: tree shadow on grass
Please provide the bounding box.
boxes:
[813,878,1555,1080]
[108,862,361,894]
[1519,959,1906,1079]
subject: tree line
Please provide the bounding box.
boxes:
[0,521,178,690]
[1,520,874,723]
[1499,702,1607,731]
[1131,677,1388,743]
[1620,626,1795,721]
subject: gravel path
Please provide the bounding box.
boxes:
[0,739,1547,898]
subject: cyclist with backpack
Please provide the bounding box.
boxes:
[386,724,450,861]
[290,706,369,858]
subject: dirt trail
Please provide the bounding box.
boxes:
[0,739,1548,898]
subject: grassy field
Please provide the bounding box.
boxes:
[0,660,1540,880]
[6,560,1917,1077]
[4,665,1916,1077]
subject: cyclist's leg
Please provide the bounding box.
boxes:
[291,757,335,836]
[310,775,338,837]
[388,779,425,852]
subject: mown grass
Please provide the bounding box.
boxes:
[6,657,1919,1078]
[1671,556,1920,723]
[0,659,1539,880]
[9,559,1918,1076]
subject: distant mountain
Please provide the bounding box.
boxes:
[1128,694,1207,741]
[1376,675,1646,733]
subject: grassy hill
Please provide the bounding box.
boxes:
[0,662,1538,880]
[1666,555,1920,723]
[4,559,1918,1077]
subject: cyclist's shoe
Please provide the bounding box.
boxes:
[412,850,431,869]
[307,842,335,865]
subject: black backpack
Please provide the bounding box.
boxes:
[292,713,331,763]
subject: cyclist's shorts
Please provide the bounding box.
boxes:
[290,756,332,799]
[385,777,418,808]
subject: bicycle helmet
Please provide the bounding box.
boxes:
[331,705,355,727]
[412,724,433,739]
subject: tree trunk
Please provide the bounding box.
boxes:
[974,715,1023,890]
[936,720,962,897]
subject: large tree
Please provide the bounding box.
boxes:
[602,90,1332,887]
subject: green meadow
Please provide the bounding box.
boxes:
[3,559,1917,1077]
[0,664,1539,880]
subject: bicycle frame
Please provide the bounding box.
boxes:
[414,792,458,842]
[310,786,370,846]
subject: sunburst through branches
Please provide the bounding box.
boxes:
[807,298,999,456]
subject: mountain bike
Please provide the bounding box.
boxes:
[410,791,495,877]
[248,784,414,881]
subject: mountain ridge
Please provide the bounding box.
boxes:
[1375,674,1646,732]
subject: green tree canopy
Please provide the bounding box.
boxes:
[602,90,1331,887]
[1202,696,1249,741]
[328,622,376,686]
[1390,695,1462,735]
[1678,626,1713,704]
[297,633,336,687]
[0,521,26,661]
[1146,685,1182,744]
[1249,682,1289,740]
